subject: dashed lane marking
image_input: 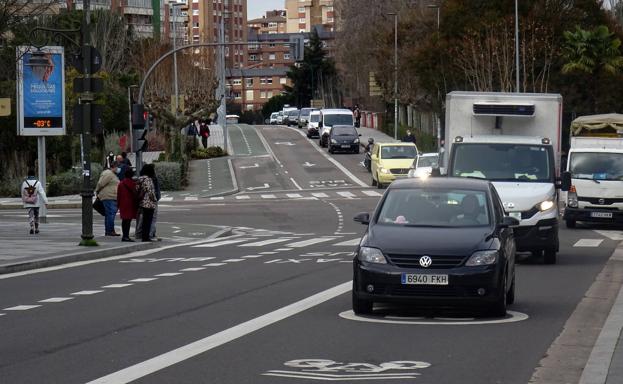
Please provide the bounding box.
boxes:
[39,297,74,303]
[311,192,329,198]
[72,290,104,295]
[337,191,357,198]
[3,305,42,311]
[203,263,226,267]
[223,259,245,262]
[362,190,382,197]
[261,194,277,199]
[155,272,183,277]
[129,278,157,283]
[184,196,198,201]
[242,255,263,258]
[286,193,303,198]
[194,238,249,248]
[102,284,134,288]
[574,239,604,247]
[236,195,251,200]
[180,268,206,272]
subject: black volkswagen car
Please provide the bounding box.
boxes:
[352,177,518,316]
[328,125,361,154]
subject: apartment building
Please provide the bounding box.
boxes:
[226,67,291,111]
[248,10,287,34]
[285,0,334,33]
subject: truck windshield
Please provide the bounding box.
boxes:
[324,114,353,126]
[570,152,623,181]
[310,114,320,122]
[451,143,552,182]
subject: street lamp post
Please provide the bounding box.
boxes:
[515,0,520,92]
[127,85,138,152]
[388,12,398,140]
[171,2,183,117]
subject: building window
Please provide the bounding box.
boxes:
[245,78,253,87]
[249,54,258,61]
[268,22,277,27]
[232,79,242,85]
[327,17,334,22]
[280,77,287,84]
[284,53,291,60]
[299,18,305,23]
[246,90,254,101]
[246,104,254,111]
[233,92,241,99]
[298,7,305,12]
[260,91,267,99]
[267,91,273,98]
[269,53,276,60]
[269,43,276,47]
[266,77,273,84]
[192,9,199,15]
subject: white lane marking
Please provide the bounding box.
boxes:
[261,194,277,199]
[129,278,157,282]
[333,238,361,246]
[0,313,4,316]
[102,284,134,288]
[184,196,199,201]
[286,237,337,248]
[362,190,382,197]
[3,305,42,311]
[160,197,174,202]
[203,263,226,267]
[223,259,244,262]
[210,197,224,201]
[72,290,104,295]
[259,251,278,255]
[286,193,303,198]
[39,297,74,303]
[574,239,604,247]
[155,273,183,277]
[242,255,263,258]
[85,282,352,384]
[290,178,303,190]
[594,230,623,241]
[236,195,251,200]
[312,192,328,198]
[180,268,206,272]
[337,191,356,198]
[239,238,296,247]
[274,248,293,251]
[193,238,250,248]
[263,371,421,380]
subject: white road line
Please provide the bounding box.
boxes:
[286,193,303,198]
[311,192,329,198]
[193,238,250,248]
[594,230,623,241]
[160,197,174,202]
[72,290,104,295]
[290,178,303,190]
[259,251,278,255]
[102,284,134,288]
[239,238,296,247]
[129,278,157,283]
[85,281,352,384]
[337,191,357,198]
[333,238,361,246]
[180,268,206,272]
[236,195,250,200]
[242,255,263,258]
[39,297,74,303]
[210,197,224,201]
[0,313,4,316]
[574,239,604,247]
[203,263,226,267]
[155,273,183,277]
[223,259,244,262]
[3,305,42,311]
[362,190,382,197]
[274,248,293,251]
[184,196,198,201]
[286,237,337,248]
[261,194,277,199]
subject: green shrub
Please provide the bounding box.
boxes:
[154,162,182,191]
[0,178,22,198]
[47,163,103,197]
[191,146,227,159]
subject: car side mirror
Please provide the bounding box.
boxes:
[501,216,520,228]
[561,171,571,191]
[354,212,370,225]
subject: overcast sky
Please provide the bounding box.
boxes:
[247,0,285,20]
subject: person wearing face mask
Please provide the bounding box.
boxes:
[115,155,127,180]
[96,160,120,236]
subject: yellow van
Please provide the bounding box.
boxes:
[371,142,418,188]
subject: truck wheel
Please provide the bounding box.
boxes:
[352,291,373,315]
[565,219,576,229]
[544,248,557,264]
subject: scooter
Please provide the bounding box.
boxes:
[362,138,374,172]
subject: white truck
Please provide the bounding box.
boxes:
[561,114,623,228]
[443,91,563,264]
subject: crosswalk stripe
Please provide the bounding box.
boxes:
[362,190,382,197]
[333,238,361,246]
[286,193,303,198]
[285,237,337,248]
[193,238,249,247]
[210,197,224,201]
[184,196,198,201]
[573,239,603,247]
[203,263,226,267]
[129,278,157,282]
[102,284,133,288]
[311,193,328,198]
[261,194,277,199]
[160,197,173,202]
[180,268,206,271]
[236,195,250,200]
[594,230,623,241]
[337,191,356,198]
[72,290,104,295]
[155,273,183,277]
[3,305,41,311]
[39,297,74,303]
[239,238,296,247]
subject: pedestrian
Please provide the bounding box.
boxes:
[354,105,361,128]
[120,151,132,168]
[95,161,120,236]
[115,154,127,180]
[21,167,48,235]
[149,168,162,241]
[199,120,211,149]
[105,151,115,169]
[135,164,157,242]
[116,168,138,242]
[402,129,417,145]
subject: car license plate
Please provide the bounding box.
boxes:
[401,274,448,285]
[591,211,613,218]
[341,145,350,148]
[509,212,521,220]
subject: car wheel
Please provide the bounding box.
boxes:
[544,248,557,264]
[565,219,576,229]
[506,273,515,305]
[328,147,333,154]
[489,272,507,317]
[354,147,360,154]
[352,291,373,315]
[376,177,384,189]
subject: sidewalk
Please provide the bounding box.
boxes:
[357,126,399,144]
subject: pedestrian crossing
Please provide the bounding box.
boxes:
[157,189,383,203]
[190,233,362,250]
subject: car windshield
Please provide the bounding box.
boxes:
[381,145,417,159]
[310,114,320,122]
[288,111,299,117]
[451,143,552,182]
[333,126,356,136]
[570,152,623,181]
[417,155,439,168]
[300,109,312,117]
[324,114,353,126]
[377,188,490,227]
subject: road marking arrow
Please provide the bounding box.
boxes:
[303,162,315,167]
[240,163,259,169]
[275,141,295,146]
[247,183,270,191]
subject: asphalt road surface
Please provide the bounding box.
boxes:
[0,125,620,384]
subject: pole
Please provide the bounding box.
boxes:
[219,13,228,153]
[37,136,47,223]
[127,86,133,153]
[79,0,94,244]
[515,0,520,93]
[172,4,179,117]
[393,13,398,140]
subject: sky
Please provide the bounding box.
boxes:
[247,0,285,20]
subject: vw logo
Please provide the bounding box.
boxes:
[598,198,605,205]
[419,256,432,268]
[504,202,515,209]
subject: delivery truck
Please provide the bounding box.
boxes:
[561,114,623,228]
[443,91,562,264]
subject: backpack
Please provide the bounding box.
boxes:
[23,180,38,204]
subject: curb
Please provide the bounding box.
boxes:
[0,203,82,210]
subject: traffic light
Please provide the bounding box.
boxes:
[289,35,305,62]
[131,104,148,152]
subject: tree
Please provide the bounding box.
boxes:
[261,93,294,118]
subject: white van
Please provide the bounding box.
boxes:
[307,110,322,138]
[318,108,354,147]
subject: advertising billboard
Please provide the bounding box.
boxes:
[16,46,66,136]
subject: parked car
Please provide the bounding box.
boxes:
[270,112,279,125]
[408,152,440,178]
[298,108,315,129]
[319,108,355,147]
[276,111,285,125]
[370,142,418,188]
[352,177,518,316]
[284,109,300,126]
[307,110,322,138]
[328,125,361,154]
[226,114,239,124]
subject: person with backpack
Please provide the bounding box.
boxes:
[116,168,138,242]
[21,167,48,234]
[199,120,211,149]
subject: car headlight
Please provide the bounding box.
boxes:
[380,167,391,174]
[331,139,337,144]
[465,250,498,266]
[354,138,360,144]
[538,199,555,212]
[358,247,387,264]
[567,186,578,208]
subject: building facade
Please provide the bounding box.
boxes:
[248,10,287,34]
[285,0,334,33]
[226,68,291,111]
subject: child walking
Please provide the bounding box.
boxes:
[21,167,48,234]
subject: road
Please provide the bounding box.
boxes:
[0,124,620,384]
